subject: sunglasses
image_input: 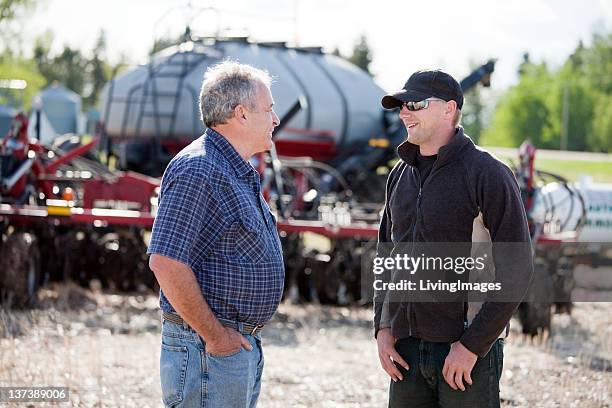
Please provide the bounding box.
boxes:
[400,98,446,111]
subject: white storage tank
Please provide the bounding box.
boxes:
[99,39,388,152]
[34,84,82,136]
[531,177,612,243]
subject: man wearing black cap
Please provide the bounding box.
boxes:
[374,70,532,407]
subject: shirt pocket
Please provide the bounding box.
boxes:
[220,207,268,264]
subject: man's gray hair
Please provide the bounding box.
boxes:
[199,60,272,127]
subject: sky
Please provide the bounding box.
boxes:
[15,0,612,93]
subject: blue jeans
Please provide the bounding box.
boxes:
[389,337,504,408]
[160,320,264,408]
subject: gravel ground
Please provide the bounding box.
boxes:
[0,283,610,407]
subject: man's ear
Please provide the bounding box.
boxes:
[234,105,247,123]
[446,100,457,117]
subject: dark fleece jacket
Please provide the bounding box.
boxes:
[373,127,533,357]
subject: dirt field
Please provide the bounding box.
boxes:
[0,284,611,407]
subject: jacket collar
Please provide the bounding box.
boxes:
[204,127,255,178]
[397,126,472,167]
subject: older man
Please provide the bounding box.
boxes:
[374,69,532,407]
[148,61,283,408]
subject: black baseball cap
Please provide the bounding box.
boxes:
[381,69,464,110]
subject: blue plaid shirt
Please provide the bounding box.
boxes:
[148,128,285,325]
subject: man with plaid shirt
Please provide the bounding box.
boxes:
[148,61,283,408]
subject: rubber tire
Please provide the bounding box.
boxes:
[518,263,553,336]
[0,232,41,307]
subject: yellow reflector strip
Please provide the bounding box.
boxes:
[47,206,72,216]
[368,138,390,148]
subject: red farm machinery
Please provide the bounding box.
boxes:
[0,113,160,305]
[0,38,586,336]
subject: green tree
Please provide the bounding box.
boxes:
[581,31,612,152]
[348,35,372,75]
[461,88,484,143]
[1,1,44,111]
[0,0,36,23]
[34,34,88,95]
[546,65,595,151]
[0,56,45,109]
[461,61,487,143]
[482,30,611,152]
[482,61,554,148]
[591,93,612,152]
[542,34,610,152]
[83,30,110,109]
[0,0,41,54]
[584,32,612,94]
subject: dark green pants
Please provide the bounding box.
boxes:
[389,337,504,408]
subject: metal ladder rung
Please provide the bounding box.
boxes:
[127,50,206,141]
[143,111,175,117]
[151,71,190,78]
[145,91,181,97]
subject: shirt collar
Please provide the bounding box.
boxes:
[397,126,471,166]
[205,127,256,179]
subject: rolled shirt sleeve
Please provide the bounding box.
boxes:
[148,170,226,268]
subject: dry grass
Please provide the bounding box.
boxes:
[0,284,610,407]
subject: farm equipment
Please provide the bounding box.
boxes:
[0,113,160,305]
[96,37,498,303]
[514,141,590,336]
[0,34,592,337]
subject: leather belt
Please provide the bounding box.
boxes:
[162,311,264,336]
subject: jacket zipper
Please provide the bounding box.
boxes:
[407,167,422,337]
[412,169,422,246]
[406,157,456,338]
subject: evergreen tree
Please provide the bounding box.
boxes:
[84,30,110,109]
[482,30,611,152]
[348,35,372,75]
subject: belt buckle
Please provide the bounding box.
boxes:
[250,325,262,335]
